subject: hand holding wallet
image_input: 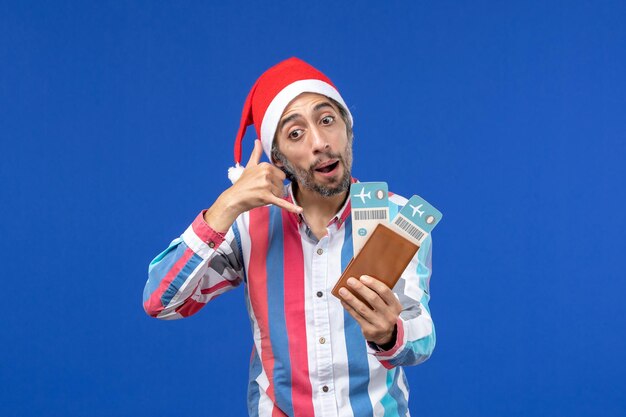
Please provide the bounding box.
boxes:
[331,222,419,308]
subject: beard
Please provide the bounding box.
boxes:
[273,141,353,197]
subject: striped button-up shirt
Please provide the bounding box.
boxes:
[144,182,435,417]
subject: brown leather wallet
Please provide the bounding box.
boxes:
[331,222,420,308]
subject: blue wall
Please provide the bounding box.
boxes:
[1,1,625,416]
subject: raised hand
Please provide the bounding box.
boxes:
[204,140,303,232]
[233,139,303,214]
[339,275,403,346]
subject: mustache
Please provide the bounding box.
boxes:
[309,152,343,171]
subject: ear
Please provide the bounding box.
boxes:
[270,139,284,167]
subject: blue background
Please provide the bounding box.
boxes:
[2,1,625,416]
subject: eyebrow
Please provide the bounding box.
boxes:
[313,102,335,112]
[278,102,336,133]
[278,113,303,133]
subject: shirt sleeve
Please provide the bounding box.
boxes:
[142,210,245,320]
[368,234,436,369]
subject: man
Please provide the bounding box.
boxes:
[144,57,435,417]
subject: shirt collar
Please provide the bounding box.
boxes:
[284,178,357,229]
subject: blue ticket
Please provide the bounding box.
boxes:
[350,182,389,254]
[391,195,443,245]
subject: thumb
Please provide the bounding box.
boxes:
[246,139,263,168]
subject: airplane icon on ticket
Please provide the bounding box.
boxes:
[409,203,425,218]
[354,188,371,204]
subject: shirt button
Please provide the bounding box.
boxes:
[317,248,324,255]
[319,337,326,344]
[322,385,329,393]
[316,291,323,298]
[208,241,215,248]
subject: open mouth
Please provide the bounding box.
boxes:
[315,160,339,174]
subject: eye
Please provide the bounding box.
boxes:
[288,129,304,140]
[321,115,334,125]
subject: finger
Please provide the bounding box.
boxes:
[270,183,284,199]
[347,277,388,312]
[246,139,263,168]
[340,300,374,330]
[269,164,287,181]
[359,275,399,307]
[338,286,376,324]
[269,195,303,214]
[269,170,287,190]
[358,277,403,327]
[268,164,287,181]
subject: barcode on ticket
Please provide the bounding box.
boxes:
[394,216,426,242]
[354,209,388,221]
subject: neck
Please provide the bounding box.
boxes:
[293,182,348,223]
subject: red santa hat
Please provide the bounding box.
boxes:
[228,57,353,183]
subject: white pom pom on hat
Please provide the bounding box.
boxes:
[228,57,353,184]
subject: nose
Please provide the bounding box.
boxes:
[309,126,330,154]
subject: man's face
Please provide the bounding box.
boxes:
[272,92,353,197]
